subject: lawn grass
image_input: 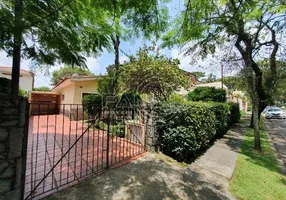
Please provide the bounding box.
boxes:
[229,122,286,200]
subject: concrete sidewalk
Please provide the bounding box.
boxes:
[187,118,248,200]
[46,118,248,200]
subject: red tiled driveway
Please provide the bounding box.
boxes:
[25,114,145,199]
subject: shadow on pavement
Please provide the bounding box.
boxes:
[45,153,235,200]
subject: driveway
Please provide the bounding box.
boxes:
[25,115,145,199]
[264,119,286,170]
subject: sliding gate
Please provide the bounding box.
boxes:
[25,104,148,199]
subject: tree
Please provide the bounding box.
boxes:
[202,73,218,83]
[99,0,170,94]
[164,0,286,151]
[0,0,113,96]
[51,66,93,85]
[119,46,188,100]
[33,86,50,91]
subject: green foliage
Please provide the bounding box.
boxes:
[97,121,124,137]
[228,102,241,124]
[209,103,231,136]
[223,75,246,92]
[0,77,11,95]
[117,92,142,108]
[156,101,217,161]
[82,94,102,117]
[0,77,27,97]
[33,86,50,91]
[188,87,226,102]
[156,101,240,162]
[97,65,121,95]
[51,66,93,85]
[191,71,206,80]
[167,93,186,104]
[0,0,112,68]
[120,47,189,100]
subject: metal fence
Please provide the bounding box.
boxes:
[25,104,147,199]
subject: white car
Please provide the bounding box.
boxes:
[265,107,286,119]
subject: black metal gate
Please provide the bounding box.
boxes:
[25,104,147,199]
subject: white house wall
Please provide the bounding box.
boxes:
[0,73,33,92]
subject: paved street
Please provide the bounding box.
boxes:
[264,119,286,170]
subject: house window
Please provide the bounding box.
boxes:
[62,94,65,101]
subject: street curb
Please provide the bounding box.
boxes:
[263,118,286,178]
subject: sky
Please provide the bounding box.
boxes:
[0,0,223,88]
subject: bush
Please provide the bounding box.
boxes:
[228,102,240,124]
[188,87,226,102]
[167,93,186,104]
[82,94,102,117]
[155,101,217,161]
[155,101,240,162]
[209,102,230,136]
[117,92,142,108]
[0,77,27,97]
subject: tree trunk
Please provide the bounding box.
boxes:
[11,0,23,96]
[253,101,262,151]
[111,34,120,94]
[250,111,254,128]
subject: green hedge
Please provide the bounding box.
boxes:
[188,86,226,102]
[0,77,27,97]
[227,102,241,124]
[155,101,240,162]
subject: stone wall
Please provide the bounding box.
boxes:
[0,95,29,200]
[144,105,159,152]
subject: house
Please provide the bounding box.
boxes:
[51,76,100,120]
[0,66,34,92]
[51,76,100,104]
[175,70,200,95]
[228,90,248,112]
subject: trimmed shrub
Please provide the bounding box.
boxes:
[155,101,217,161]
[82,94,102,117]
[228,102,240,124]
[155,101,240,162]
[209,102,230,136]
[0,77,27,97]
[167,93,186,104]
[188,86,226,102]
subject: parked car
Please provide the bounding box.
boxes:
[265,107,286,119]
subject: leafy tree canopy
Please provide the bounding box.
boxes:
[119,46,189,100]
[51,66,93,86]
[163,0,286,150]
[0,0,113,68]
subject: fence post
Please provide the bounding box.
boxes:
[106,107,110,169]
